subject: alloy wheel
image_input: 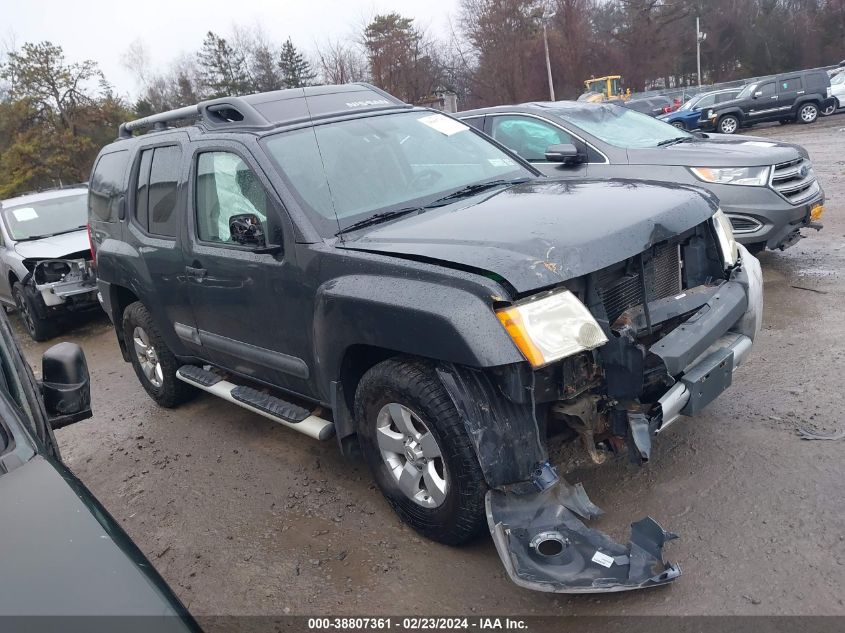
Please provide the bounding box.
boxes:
[720,117,738,134]
[133,326,164,388]
[800,105,817,123]
[376,402,448,508]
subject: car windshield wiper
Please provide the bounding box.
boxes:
[16,226,87,242]
[425,177,530,207]
[657,137,695,147]
[336,207,422,236]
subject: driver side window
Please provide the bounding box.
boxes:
[758,82,776,97]
[195,152,268,244]
[490,116,573,162]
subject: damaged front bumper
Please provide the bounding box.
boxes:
[487,476,680,593]
[443,247,763,595]
[28,258,98,311]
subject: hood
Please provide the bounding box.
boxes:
[627,134,802,167]
[339,180,717,295]
[0,455,194,625]
[13,230,89,260]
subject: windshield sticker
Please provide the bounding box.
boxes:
[418,113,469,136]
[488,158,516,167]
[11,207,38,222]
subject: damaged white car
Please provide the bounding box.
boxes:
[0,186,98,341]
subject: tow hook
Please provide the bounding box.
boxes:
[486,478,680,593]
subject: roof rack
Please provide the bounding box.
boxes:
[117,84,409,139]
[119,105,201,138]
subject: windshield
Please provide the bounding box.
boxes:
[263,110,531,236]
[832,73,845,86]
[2,193,88,241]
[553,104,692,148]
[678,97,697,111]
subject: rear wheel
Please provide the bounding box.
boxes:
[12,282,56,342]
[671,121,685,130]
[355,358,488,545]
[798,103,818,124]
[122,302,195,407]
[718,115,739,134]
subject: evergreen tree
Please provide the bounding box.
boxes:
[278,38,316,88]
[196,31,251,98]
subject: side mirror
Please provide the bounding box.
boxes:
[545,143,581,165]
[229,213,266,248]
[42,342,92,429]
[753,91,762,99]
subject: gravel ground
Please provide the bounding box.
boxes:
[15,114,845,621]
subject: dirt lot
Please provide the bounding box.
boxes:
[15,115,845,619]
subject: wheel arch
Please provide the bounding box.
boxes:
[107,283,140,361]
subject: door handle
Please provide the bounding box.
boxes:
[185,265,207,281]
[797,90,805,95]
[770,95,778,100]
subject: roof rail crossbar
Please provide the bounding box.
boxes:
[119,105,200,138]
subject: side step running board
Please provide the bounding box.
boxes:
[176,366,335,441]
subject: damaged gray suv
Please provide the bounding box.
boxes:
[90,84,763,594]
[0,186,98,341]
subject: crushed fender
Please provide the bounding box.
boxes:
[486,478,680,593]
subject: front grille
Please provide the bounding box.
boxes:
[597,243,682,323]
[770,157,819,205]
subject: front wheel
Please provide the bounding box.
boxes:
[122,301,195,407]
[12,282,56,342]
[671,121,685,130]
[798,103,819,124]
[355,358,488,545]
[718,115,739,134]
[821,99,839,117]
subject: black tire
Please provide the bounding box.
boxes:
[671,121,685,130]
[12,282,57,342]
[122,301,195,407]
[746,242,766,255]
[779,119,791,125]
[355,358,488,545]
[821,102,836,117]
[718,115,739,134]
[797,102,818,124]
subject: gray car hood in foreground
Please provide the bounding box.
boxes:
[13,229,89,260]
[0,455,193,628]
[341,179,717,294]
[627,134,803,167]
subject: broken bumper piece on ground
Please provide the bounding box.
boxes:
[486,478,681,593]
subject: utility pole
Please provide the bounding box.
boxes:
[543,21,555,101]
[696,17,706,89]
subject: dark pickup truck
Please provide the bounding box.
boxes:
[89,84,763,594]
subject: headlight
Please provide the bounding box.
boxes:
[496,290,608,368]
[706,109,715,119]
[712,209,739,268]
[690,166,771,186]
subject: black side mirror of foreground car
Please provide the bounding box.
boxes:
[545,143,581,165]
[229,213,266,248]
[41,342,92,429]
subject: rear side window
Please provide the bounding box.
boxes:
[134,145,182,237]
[780,78,802,92]
[89,150,130,222]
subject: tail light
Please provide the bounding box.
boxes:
[87,223,97,266]
[662,105,672,113]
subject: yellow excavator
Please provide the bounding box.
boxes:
[579,75,631,103]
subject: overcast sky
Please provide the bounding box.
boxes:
[4,0,462,98]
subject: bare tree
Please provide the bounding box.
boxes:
[315,38,368,84]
